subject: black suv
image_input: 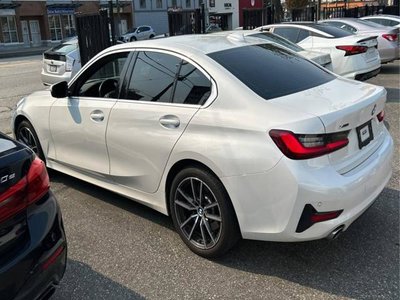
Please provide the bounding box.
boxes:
[0,133,66,300]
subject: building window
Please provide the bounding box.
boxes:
[140,0,146,8]
[1,16,18,43]
[62,15,76,37]
[171,0,177,7]
[156,0,163,8]
[186,0,191,8]
[209,0,215,8]
[48,15,63,41]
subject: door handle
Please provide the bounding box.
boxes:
[90,110,104,122]
[159,115,180,129]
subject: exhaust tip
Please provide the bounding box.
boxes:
[326,225,345,240]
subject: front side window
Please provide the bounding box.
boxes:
[1,16,18,43]
[208,44,334,100]
[126,52,181,102]
[72,52,129,98]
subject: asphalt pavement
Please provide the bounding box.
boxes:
[0,56,399,300]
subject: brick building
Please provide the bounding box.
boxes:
[0,0,133,48]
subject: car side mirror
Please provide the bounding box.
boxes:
[51,81,68,98]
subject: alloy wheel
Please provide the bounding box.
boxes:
[173,177,222,250]
[17,126,39,155]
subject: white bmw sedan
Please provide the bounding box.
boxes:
[13,35,393,257]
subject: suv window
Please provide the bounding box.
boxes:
[126,51,181,102]
[208,44,334,100]
[72,52,129,98]
[174,61,211,105]
[273,27,300,43]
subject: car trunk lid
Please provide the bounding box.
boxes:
[270,78,387,173]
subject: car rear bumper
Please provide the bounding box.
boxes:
[221,129,393,242]
[0,191,67,300]
[41,70,72,86]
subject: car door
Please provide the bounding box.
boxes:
[107,50,213,193]
[49,51,130,176]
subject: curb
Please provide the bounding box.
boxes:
[0,48,47,59]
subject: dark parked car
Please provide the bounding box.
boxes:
[0,133,66,300]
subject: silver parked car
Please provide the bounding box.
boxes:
[41,37,81,86]
[120,25,156,42]
[320,18,399,63]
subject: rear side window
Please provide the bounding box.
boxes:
[250,32,303,52]
[323,22,357,34]
[51,43,77,54]
[273,27,300,43]
[297,29,311,42]
[208,44,334,100]
[174,61,211,105]
[312,24,352,37]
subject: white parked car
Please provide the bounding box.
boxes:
[41,37,81,86]
[320,18,399,63]
[361,15,400,29]
[260,23,381,80]
[120,25,156,42]
[13,35,393,257]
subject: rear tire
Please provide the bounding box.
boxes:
[149,34,155,39]
[130,36,137,42]
[16,120,45,162]
[169,167,240,258]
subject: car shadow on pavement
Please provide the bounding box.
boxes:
[48,170,399,299]
[48,169,175,231]
[54,259,145,299]
[216,187,399,299]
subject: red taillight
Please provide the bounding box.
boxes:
[0,157,49,223]
[42,245,64,270]
[269,130,349,160]
[0,178,27,223]
[310,210,343,223]
[382,34,397,42]
[336,45,368,56]
[26,157,49,205]
[377,110,385,122]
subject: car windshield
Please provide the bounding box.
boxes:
[311,24,353,37]
[250,32,303,52]
[208,44,334,100]
[127,27,137,34]
[51,43,77,54]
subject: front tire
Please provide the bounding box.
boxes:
[130,36,137,42]
[16,120,45,162]
[169,167,240,258]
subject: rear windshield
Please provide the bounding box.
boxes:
[250,32,303,52]
[354,18,387,28]
[311,24,352,37]
[208,44,334,100]
[51,43,77,54]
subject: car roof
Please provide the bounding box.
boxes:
[106,33,268,56]
[362,15,400,19]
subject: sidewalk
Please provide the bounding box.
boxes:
[0,46,49,59]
